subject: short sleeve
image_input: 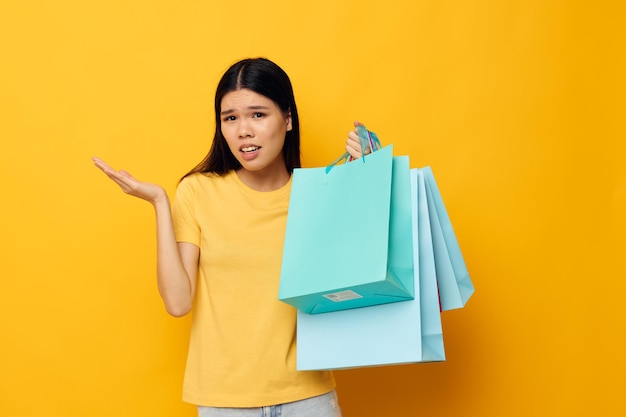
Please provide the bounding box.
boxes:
[172,176,201,246]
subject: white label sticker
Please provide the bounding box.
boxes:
[322,290,363,302]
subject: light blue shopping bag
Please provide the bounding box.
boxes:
[295,169,445,370]
[279,144,415,314]
[417,167,474,311]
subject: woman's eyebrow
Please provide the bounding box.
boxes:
[220,105,270,116]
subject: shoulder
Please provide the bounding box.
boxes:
[179,172,221,188]
[177,171,235,195]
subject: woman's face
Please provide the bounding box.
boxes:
[220,88,292,177]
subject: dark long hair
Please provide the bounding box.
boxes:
[183,58,301,179]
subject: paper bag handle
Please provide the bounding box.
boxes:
[325,126,383,173]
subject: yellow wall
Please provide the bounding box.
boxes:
[1,1,624,416]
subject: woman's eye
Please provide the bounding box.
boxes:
[223,115,236,122]
[252,112,264,118]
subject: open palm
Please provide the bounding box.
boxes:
[92,157,166,204]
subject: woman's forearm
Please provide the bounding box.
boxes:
[153,196,195,317]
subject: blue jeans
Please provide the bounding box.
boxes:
[197,390,342,417]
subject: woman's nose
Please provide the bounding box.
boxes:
[238,120,253,138]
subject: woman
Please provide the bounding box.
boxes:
[93,57,366,417]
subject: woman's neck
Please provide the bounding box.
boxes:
[235,167,290,192]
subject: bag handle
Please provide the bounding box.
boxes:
[325,126,383,173]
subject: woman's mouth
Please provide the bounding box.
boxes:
[240,145,261,160]
[241,146,260,153]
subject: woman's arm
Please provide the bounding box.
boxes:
[92,157,197,317]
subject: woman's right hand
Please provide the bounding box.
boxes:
[93,156,197,316]
[92,157,167,205]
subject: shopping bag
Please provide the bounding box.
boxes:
[279,144,415,314]
[413,169,446,360]
[417,166,474,311]
[295,169,445,370]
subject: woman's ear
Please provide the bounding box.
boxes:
[285,111,293,132]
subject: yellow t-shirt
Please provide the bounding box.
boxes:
[172,171,335,407]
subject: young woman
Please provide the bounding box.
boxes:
[93,57,366,417]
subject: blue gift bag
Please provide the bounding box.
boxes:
[279,144,415,314]
[418,166,474,311]
[295,169,445,369]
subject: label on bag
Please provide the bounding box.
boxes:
[322,290,363,302]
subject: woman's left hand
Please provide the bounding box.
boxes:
[345,120,371,160]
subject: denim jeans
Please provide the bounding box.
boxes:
[197,390,342,417]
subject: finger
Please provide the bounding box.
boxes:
[92,157,114,172]
[92,159,131,184]
[346,138,369,159]
[345,145,362,160]
[102,171,133,191]
[345,144,371,158]
[346,137,361,150]
[353,120,365,128]
[347,135,371,153]
[94,162,137,192]
[92,157,135,183]
[118,170,134,180]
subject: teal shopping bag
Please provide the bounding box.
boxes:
[279,144,414,314]
[413,169,446,360]
[295,169,445,370]
[418,166,474,311]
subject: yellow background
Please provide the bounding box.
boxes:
[1,1,624,416]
